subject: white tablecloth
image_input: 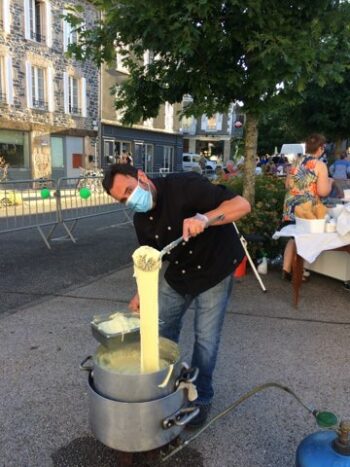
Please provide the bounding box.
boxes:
[273,225,350,263]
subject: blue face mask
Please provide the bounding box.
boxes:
[126,181,153,213]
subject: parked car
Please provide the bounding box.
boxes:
[280,143,305,163]
[182,153,202,172]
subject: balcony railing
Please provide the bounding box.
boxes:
[69,105,81,116]
[32,99,48,111]
[0,92,7,103]
[30,30,45,43]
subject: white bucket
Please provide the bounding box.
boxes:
[295,217,326,233]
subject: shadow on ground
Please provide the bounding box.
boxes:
[52,436,204,467]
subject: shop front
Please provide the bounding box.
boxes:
[102,124,183,174]
[0,129,31,180]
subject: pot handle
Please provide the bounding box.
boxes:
[176,363,199,386]
[162,406,200,429]
[80,355,94,372]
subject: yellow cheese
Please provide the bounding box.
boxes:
[132,246,162,373]
[97,344,169,374]
[97,313,140,335]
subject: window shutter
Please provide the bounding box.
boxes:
[201,115,208,131]
[62,10,69,52]
[216,113,223,131]
[45,1,52,47]
[23,0,31,40]
[3,0,11,33]
[81,77,87,117]
[63,72,69,113]
[47,66,54,112]
[25,61,33,107]
[5,56,14,105]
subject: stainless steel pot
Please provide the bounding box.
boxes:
[80,337,198,402]
[88,374,199,452]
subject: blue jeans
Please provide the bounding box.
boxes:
[159,274,233,404]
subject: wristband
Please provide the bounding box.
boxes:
[194,213,209,225]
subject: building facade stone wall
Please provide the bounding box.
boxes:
[0,0,99,179]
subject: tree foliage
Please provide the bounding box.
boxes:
[67,0,350,202]
[259,73,350,155]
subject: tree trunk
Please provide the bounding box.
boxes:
[242,113,258,205]
[334,138,343,158]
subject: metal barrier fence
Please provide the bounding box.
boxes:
[0,179,59,248]
[56,176,132,244]
[2,172,349,249]
[0,176,133,249]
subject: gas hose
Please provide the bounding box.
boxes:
[161,381,336,463]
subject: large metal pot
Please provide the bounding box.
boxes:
[80,337,198,402]
[88,374,199,452]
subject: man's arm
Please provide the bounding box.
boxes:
[128,292,140,312]
[182,196,251,240]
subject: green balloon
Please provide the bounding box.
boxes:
[80,187,91,199]
[40,188,50,199]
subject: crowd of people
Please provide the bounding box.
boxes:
[212,153,290,181]
[216,146,350,183]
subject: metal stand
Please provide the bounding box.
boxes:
[233,222,267,292]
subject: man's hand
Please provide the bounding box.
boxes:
[183,213,208,241]
[128,293,140,313]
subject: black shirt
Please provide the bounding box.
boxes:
[133,172,245,296]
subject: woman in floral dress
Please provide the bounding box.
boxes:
[282,134,333,279]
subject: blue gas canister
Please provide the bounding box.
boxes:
[296,421,350,467]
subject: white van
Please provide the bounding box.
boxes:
[182,153,202,172]
[280,143,305,162]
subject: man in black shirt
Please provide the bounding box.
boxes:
[103,164,251,427]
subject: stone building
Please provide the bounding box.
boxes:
[180,101,244,162]
[0,0,98,180]
[101,51,183,174]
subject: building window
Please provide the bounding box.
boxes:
[143,118,153,129]
[104,139,115,164]
[31,66,47,110]
[68,76,80,115]
[29,0,45,42]
[162,146,174,171]
[0,0,3,28]
[181,115,196,135]
[0,130,30,168]
[143,50,154,66]
[103,139,132,164]
[0,57,5,103]
[164,102,174,131]
[115,141,131,161]
[0,55,14,105]
[63,72,86,117]
[202,113,223,132]
[63,11,82,52]
[51,136,64,168]
[116,45,129,74]
[0,0,11,33]
[207,115,217,131]
[24,0,51,46]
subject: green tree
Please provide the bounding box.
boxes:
[286,76,350,155]
[259,72,350,157]
[67,0,350,204]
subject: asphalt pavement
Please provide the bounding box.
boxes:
[1,259,350,467]
[0,212,137,315]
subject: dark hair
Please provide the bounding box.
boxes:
[102,163,138,194]
[305,134,326,155]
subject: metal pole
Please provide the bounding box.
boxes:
[233,222,267,292]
